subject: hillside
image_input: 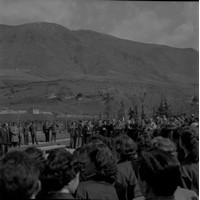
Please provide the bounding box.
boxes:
[0,22,198,117]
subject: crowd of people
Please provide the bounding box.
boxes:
[67,114,198,149]
[0,121,59,156]
[0,113,199,199]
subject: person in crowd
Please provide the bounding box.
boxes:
[50,121,59,142]
[77,120,83,147]
[24,147,46,178]
[0,151,41,199]
[29,121,38,145]
[115,134,142,200]
[39,148,80,199]
[75,141,119,200]
[125,120,134,138]
[136,133,152,157]
[23,122,30,145]
[149,135,199,200]
[7,122,12,147]
[10,122,19,147]
[43,121,50,142]
[171,127,185,163]
[70,121,78,149]
[109,119,117,137]
[93,119,102,135]
[160,125,176,139]
[150,136,177,157]
[138,149,181,200]
[18,123,24,146]
[179,127,199,194]
[0,123,10,156]
[100,120,109,137]
[82,121,92,145]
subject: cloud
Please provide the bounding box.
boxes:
[182,2,199,27]
[156,22,196,47]
[0,0,77,26]
[109,10,171,43]
[0,0,198,49]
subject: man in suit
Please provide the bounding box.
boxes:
[0,123,10,156]
[29,122,38,145]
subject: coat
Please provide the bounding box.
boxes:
[180,154,199,194]
[0,127,10,144]
[10,126,19,143]
[76,179,119,200]
[116,161,142,200]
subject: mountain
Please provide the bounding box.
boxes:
[0,22,198,118]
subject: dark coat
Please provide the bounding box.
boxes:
[116,161,142,200]
[0,127,10,144]
[180,154,199,194]
[76,176,119,200]
[41,191,75,199]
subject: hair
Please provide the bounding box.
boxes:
[0,151,40,199]
[171,127,183,143]
[24,147,46,177]
[150,136,177,157]
[138,149,181,197]
[80,141,117,184]
[41,148,80,192]
[180,127,199,162]
[115,134,137,161]
[136,133,151,156]
[160,126,176,139]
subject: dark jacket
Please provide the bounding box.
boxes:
[116,161,142,200]
[41,191,75,199]
[0,127,10,144]
[180,154,199,194]
[76,175,119,200]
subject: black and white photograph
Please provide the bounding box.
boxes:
[0,0,198,199]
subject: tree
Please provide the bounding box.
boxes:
[128,106,135,120]
[156,97,172,117]
[103,92,113,120]
[134,105,139,121]
[118,100,126,120]
[139,92,147,120]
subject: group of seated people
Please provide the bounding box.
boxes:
[0,125,198,200]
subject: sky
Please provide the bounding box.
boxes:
[0,0,198,50]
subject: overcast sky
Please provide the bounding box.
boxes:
[0,0,198,50]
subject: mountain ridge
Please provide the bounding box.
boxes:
[0,22,198,116]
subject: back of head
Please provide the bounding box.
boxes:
[41,148,79,192]
[180,127,199,162]
[0,151,40,199]
[138,149,181,197]
[115,134,137,161]
[150,136,177,157]
[24,147,46,175]
[81,142,117,183]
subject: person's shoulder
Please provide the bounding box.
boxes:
[174,187,199,200]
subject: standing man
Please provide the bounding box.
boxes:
[50,121,59,142]
[18,123,24,146]
[29,121,38,145]
[43,121,50,142]
[77,120,83,147]
[10,122,19,148]
[0,123,10,156]
[23,122,29,145]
